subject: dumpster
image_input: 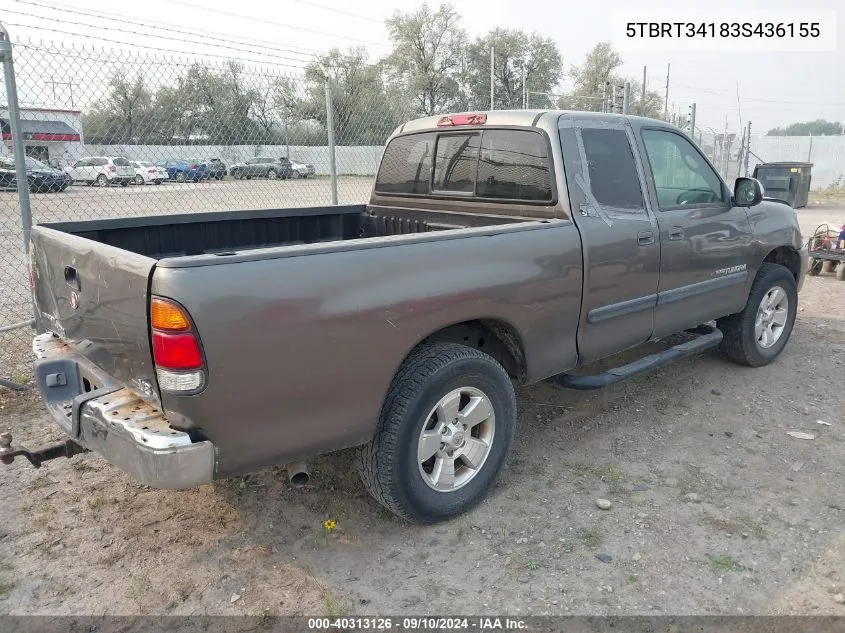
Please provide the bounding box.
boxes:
[752,162,813,208]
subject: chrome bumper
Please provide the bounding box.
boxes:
[32,332,215,489]
[797,244,809,292]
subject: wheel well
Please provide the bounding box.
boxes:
[421,319,526,381]
[763,246,801,282]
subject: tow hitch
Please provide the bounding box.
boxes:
[0,431,88,468]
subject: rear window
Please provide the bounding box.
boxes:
[112,157,131,167]
[375,128,552,202]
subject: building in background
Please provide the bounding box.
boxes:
[0,106,83,167]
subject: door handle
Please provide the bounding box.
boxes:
[637,230,655,245]
[669,227,684,240]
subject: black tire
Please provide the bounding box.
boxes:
[358,342,516,524]
[154,180,162,185]
[267,169,278,180]
[96,174,108,187]
[120,180,129,187]
[717,263,798,367]
[231,170,240,180]
[134,174,144,185]
[837,264,845,281]
[822,260,837,274]
[175,172,186,183]
[807,259,823,276]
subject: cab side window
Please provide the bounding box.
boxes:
[580,128,645,210]
[641,129,725,209]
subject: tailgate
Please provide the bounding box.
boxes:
[30,225,158,400]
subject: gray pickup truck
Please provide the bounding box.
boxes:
[3,110,808,524]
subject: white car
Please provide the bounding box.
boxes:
[290,159,315,179]
[130,160,168,185]
[65,156,135,187]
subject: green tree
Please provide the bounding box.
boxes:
[463,29,562,110]
[384,3,467,116]
[767,119,844,136]
[303,47,399,145]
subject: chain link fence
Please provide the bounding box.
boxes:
[1,37,404,385]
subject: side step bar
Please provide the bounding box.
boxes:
[550,326,723,391]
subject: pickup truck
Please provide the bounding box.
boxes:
[2,110,808,524]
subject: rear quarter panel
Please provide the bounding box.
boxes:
[152,222,583,477]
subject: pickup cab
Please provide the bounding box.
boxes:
[4,110,808,524]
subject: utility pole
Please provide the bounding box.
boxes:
[744,121,752,176]
[611,85,617,114]
[688,102,696,136]
[642,66,647,103]
[623,82,631,115]
[663,63,670,120]
[601,82,607,113]
[489,47,494,110]
[522,64,527,109]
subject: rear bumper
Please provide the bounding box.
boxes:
[32,332,216,489]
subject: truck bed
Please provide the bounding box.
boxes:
[40,204,532,259]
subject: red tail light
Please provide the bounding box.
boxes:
[437,113,487,127]
[152,331,203,370]
[190,164,198,170]
[106,165,116,172]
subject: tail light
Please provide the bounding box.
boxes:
[147,168,157,174]
[106,165,116,173]
[150,297,206,393]
[190,164,198,170]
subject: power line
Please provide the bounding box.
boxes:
[168,1,391,48]
[4,22,308,70]
[14,0,322,57]
[671,81,845,107]
[292,0,385,24]
[4,8,314,66]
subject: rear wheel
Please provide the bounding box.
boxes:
[717,263,797,367]
[175,172,186,183]
[807,259,823,276]
[134,174,144,185]
[822,260,837,274]
[358,342,516,524]
[96,174,108,187]
[153,179,162,185]
[120,180,129,187]
[267,169,278,180]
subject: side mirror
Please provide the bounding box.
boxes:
[734,177,764,207]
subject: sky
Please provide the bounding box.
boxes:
[3,0,844,135]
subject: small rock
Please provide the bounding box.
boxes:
[664,477,679,487]
[711,388,722,395]
[725,432,733,438]
[742,532,749,539]
[230,594,241,603]
[684,493,700,503]
[833,593,845,604]
[387,551,400,559]
[595,553,612,564]
[446,589,458,596]
[517,573,530,583]
[596,498,612,510]
[792,462,804,472]
[632,552,642,562]
[637,512,649,519]
[360,599,370,605]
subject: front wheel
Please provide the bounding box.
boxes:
[175,172,186,183]
[717,263,798,367]
[134,174,144,185]
[358,342,516,524]
[266,169,278,180]
[96,174,108,187]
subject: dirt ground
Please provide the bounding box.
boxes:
[1,210,845,617]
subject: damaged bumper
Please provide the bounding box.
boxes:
[16,332,216,489]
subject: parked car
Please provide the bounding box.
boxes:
[12,110,808,525]
[228,156,293,180]
[156,159,206,183]
[0,156,71,193]
[65,156,135,187]
[130,161,168,185]
[289,158,315,179]
[204,158,227,180]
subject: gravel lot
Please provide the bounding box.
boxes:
[1,192,844,616]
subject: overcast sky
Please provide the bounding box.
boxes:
[4,0,843,135]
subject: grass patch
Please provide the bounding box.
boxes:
[559,541,575,554]
[71,459,98,473]
[707,554,745,573]
[699,514,766,540]
[567,463,626,495]
[0,580,15,597]
[576,526,603,549]
[526,559,541,571]
[508,456,526,476]
[628,574,639,584]
[27,474,52,491]
[677,470,734,507]
[34,501,57,528]
[322,592,348,618]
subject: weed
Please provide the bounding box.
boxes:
[628,574,639,584]
[699,514,766,540]
[508,457,526,475]
[0,581,15,597]
[560,542,575,554]
[526,559,541,571]
[71,460,97,473]
[34,501,56,528]
[567,463,626,495]
[707,554,744,573]
[27,474,52,491]
[322,592,347,618]
[577,526,603,548]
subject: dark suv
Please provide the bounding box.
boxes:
[229,157,294,180]
[205,158,227,180]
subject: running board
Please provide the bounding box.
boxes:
[550,326,723,391]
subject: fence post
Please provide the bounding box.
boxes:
[0,24,33,255]
[324,75,338,206]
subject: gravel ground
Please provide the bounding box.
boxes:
[1,264,843,616]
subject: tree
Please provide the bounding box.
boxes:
[303,47,399,145]
[767,119,844,136]
[557,42,663,117]
[83,69,153,143]
[384,3,466,117]
[463,29,562,110]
